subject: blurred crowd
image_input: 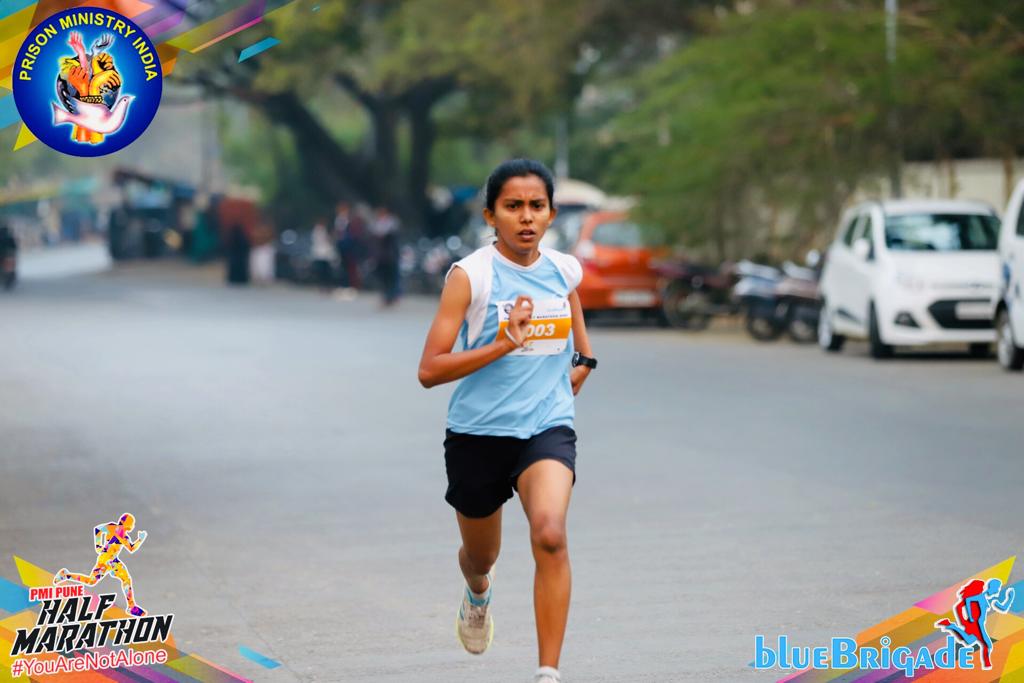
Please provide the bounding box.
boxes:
[224,202,405,308]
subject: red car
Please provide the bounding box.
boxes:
[568,211,663,314]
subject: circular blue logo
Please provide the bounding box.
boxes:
[12,7,162,157]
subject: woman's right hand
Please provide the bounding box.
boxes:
[506,295,534,347]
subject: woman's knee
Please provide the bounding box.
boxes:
[529,516,567,555]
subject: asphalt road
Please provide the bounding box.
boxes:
[1,261,1022,682]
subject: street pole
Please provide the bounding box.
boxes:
[886,0,903,197]
[555,115,570,179]
[885,0,897,64]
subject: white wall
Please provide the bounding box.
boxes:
[895,158,1024,215]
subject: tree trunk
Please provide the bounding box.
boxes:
[261,92,373,203]
[407,100,436,232]
[402,76,455,232]
[367,100,401,212]
[219,70,456,234]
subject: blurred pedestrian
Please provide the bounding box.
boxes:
[0,222,18,290]
[250,221,276,285]
[225,224,250,285]
[333,201,363,297]
[371,206,401,307]
[0,222,17,257]
[311,217,335,294]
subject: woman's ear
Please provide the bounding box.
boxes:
[482,207,495,228]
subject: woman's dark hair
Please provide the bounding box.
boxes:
[484,158,555,212]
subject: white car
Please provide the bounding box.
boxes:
[996,180,1024,371]
[818,199,1002,359]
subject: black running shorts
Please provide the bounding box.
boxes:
[443,426,577,518]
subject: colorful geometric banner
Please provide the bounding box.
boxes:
[775,556,1024,681]
[1,555,253,682]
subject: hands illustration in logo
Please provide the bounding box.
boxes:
[57,31,125,144]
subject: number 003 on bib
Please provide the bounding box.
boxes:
[496,298,572,356]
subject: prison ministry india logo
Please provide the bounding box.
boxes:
[752,576,1015,677]
[8,514,174,678]
[13,7,162,157]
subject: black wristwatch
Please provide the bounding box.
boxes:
[572,352,598,369]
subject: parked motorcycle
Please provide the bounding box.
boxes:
[734,254,821,343]
[733,261,783,340]
[657,261,740,330]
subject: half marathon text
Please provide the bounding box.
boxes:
[10,590,173,656]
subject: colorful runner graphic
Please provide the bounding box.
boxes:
[53,512,148,616]
[935,577,1016,669]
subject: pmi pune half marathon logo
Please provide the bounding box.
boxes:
[752,557,1024,680]
[12,6,162,157]
[8,513,173,678]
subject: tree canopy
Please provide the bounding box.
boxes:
[603,0,1024,259]
[5,0,1023,259]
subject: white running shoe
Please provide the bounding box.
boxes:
[455,572,493,655]
[534,666,561,683]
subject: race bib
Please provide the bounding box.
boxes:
[497,297,572,356]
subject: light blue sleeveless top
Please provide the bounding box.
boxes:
[446,245,583,438]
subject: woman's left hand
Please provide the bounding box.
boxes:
[570,365,590,396]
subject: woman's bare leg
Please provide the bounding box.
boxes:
[516,459,573,669]
[456,507,502,594]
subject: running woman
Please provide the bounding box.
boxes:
[418,159,597,683]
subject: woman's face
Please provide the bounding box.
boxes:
[484,175,557,256]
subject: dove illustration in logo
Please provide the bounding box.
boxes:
[52,96,133,135]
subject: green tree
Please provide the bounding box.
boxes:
[177,0,711,231]
[606,3,895,259]
[179,0,594,227]
[605,0,1024,259]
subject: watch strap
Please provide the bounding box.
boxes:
[574,352,598,369]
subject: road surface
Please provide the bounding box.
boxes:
[1,261,1021,682]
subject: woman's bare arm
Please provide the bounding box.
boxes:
[568,289,593,395]
[418,267,522,388]
[568,290,593,356]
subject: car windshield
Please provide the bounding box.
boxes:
[591,221,644,247]
[884,213,999,251]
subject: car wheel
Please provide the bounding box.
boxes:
[868,303,893,359]
[818,302,845,352]
[996,308,1024,371]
